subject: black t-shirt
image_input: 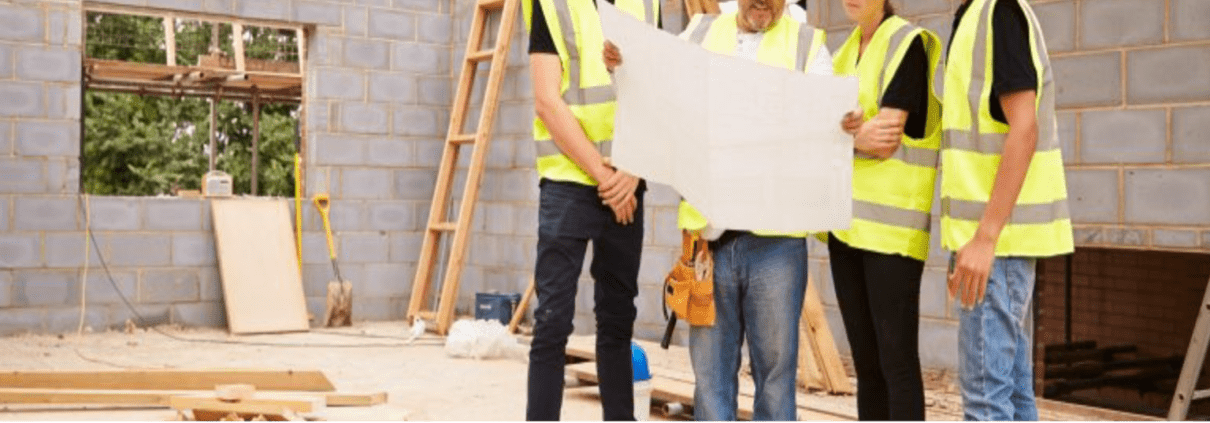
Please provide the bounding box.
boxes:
[949,0,1037,124]
[879,35,929,139]
[531,0,656,55]
[527,0,566,55]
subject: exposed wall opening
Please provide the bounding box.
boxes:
[81,5,306,197]
[1036,248,1210,417]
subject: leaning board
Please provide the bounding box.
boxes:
[212,199,309,334]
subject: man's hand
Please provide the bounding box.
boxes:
[854,114,903,159]
[841,110,863,136]
[946,90,1041,309]
[599,169,640,225]
[599,168,639,225]
[604,41,622,72]
[607,194,638,225]
[948,231,997,309]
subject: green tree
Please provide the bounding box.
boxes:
[83,12,298,197]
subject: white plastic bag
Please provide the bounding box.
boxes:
[444,319,527,361]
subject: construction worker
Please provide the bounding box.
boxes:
[604,0,829,418]
[826,0,942,419]
[523,0,659,419]
[943,0,1073,420]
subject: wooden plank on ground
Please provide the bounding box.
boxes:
[169,394,322,415]
[1036,398,1162,421]
[798,318,828,391]
[565,363,843,421]
[0,389,383,407]
[0,370,334,392]
[0,388,170,406]
[211,199,310,334]
[322,391,388,407]
[801,276,855,394]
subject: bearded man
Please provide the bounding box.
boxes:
[604,0,830,418]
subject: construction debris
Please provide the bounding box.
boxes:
[444,319,527,361]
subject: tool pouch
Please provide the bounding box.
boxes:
[664,231,715,326]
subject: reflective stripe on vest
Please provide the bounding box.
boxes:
[940,0,1073,257]
[676,13,825,238]
[526,0,658,185]
[827,16,943,261]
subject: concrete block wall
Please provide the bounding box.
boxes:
[0,0,456,335]
[300,0,453,323]
[806,0,1210,370]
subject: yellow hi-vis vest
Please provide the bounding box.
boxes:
[941,0,1073,257]
[675,12,826,238]
[827,16,943,262]
[523,0,659,186]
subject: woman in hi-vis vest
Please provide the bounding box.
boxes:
[828,0,943,419]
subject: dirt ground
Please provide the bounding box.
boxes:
[0,321,1133,421]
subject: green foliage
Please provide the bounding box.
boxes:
[83,12,298,197]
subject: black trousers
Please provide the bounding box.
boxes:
[526,179,645,421]
[827,236,926,420]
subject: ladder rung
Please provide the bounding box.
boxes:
[430,222,458,232]
[450,134,477,144]
[478,0,505,9]
[467,49,495,63]
[1194,389,1210,400]
[417,311,436,321]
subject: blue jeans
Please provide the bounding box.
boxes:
[690,232,807,421]
[957,256,1038,421]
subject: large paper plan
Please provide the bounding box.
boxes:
[599,2,859,233]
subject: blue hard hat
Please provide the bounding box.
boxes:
[631,342,651,381]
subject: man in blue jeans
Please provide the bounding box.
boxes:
[942,0,1074,420]
[603,0,831,418]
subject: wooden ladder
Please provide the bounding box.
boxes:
[407,0,521,335]
[1169,275,1210,420]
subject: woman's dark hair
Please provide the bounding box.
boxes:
[884,0,895,15]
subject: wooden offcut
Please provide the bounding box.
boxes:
[169,394,321,416]
[406,0,522,335]
[216,385,256,402]
[797,325,828,391]
[211,199,310,334]
[0,370,334,392]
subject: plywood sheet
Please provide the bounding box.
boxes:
[211,199,309,334]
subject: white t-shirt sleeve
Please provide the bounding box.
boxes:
[807,43,833,76]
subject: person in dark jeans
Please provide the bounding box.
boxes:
[828,0,945,419]
[528,179,645,420]
[524,0,658,419]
